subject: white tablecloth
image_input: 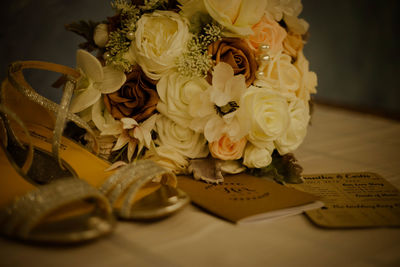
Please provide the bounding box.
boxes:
[1,104,400,267]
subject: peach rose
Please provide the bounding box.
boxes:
[209,134,247,160]
[248,15,287,56]
[283,32,304,60]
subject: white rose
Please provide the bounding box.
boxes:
[154,115,209,159]
[265,0,309,34]
[133,11,190,80]
[265,0,302,21]
[93,23,109,48]
[157,72,209,127]
[243,142,274,168]
[284,15,309,35]
[255,52,300,99]
[275,98,310,154]
[238,85,290,148]
[294,51,317,103]
[143,146,189,174]
[122,44,136,65]
[204,0,267,36]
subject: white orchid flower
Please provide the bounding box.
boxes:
[69,50,126,124]
[189,62,248,142]
[101,114,158,162]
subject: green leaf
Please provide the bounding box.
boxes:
[65,20,100,52]
[247,151,303,184]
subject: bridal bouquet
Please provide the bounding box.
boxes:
[66,0,317,183]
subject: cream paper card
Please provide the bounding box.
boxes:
[291,172,400,228]
[178,174,322,223]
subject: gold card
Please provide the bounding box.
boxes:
[178,174,322,223]
[291,172,400,228]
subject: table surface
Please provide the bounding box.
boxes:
[1,104,400,267]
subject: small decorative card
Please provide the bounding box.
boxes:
[178,174,322,223]
[290,172,400,228]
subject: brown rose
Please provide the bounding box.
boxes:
[283,32,305,60]
[208,38,257,87]
[103,66,159,122]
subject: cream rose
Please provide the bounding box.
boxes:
[143,146,189,174]
[275,98,310,154]
[157,72,209,127]
[154,115,209,159]
[248,15,287,56]
[284,14,309,35]
[265,0,303,21]
[265,0,309,35]
[133,10,190,80]
[243,142,274,168]
[203,0,267,36]
[283,32,304,60]
[238,85,290,148]
[255,52,300,99]
[209,134,246,160]
[294,51,317,103]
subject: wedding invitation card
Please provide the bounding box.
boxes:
[291,172,400,228]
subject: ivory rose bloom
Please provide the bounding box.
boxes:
[144,146,189,174]
[203,0,267,35]
[209,134,246,161]
[248,15,287,56]
[284,13,309,35]
[157,72,209,127]
[275,99,310,155]
[133,10,190,80]
[265,0,309,35]
[243,142,274,168]
[283,32,304,59]
[265,0,303,21]
[154,115,209,159]
[294,51,317,103]
[238,86,290,148]
[255,53,300,99]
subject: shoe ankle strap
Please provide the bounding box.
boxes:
[4,60,99,169]
[8,61,80,79]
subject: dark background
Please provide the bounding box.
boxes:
[0,0,399,117]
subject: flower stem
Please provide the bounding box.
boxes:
[111,144,128,163]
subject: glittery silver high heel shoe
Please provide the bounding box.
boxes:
[0,104,115,244]
[2,60,189,220]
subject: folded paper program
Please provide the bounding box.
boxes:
[178,173,322,223]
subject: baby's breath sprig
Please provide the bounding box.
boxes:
[105,1,141,72]
[177,23,222,78]
[105,30,132,72]
[111,0,137,14]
